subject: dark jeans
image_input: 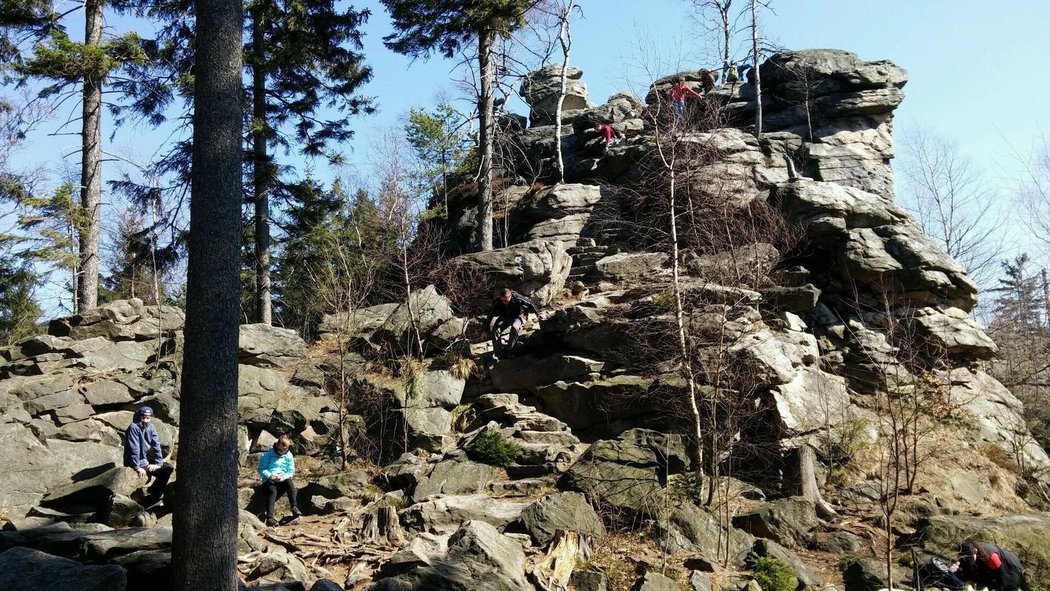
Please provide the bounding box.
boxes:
[492,316,523,355]
[262,479,299,517]
[146,463,174,498]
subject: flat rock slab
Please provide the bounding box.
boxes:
[0,546,127,591]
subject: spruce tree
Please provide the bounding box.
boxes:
[12,1,147,312]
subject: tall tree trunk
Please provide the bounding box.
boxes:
[77,0,103,313]
[170,0,244,587]
[477,27,495,252]
[750,0,762,138]
[252,8,272,324]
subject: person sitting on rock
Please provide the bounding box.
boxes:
[698,68,718,92]
[124,406,174,505]
[667,76,703,121]
[954,540,1026,591]
[484,287,541,360]
[257,434,302,527]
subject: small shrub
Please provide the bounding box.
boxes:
[981,442,1021,475]
[652,288,675,309]
[670,471,704,505]
[749,555,798,591]
[469,429,520,467]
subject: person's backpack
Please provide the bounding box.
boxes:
[916,557,967,590]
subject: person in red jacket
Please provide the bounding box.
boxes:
[593,121,623,153]
[667,76,703,119]
[955,541,1027,591]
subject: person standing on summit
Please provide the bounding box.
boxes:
[484,287,541,359]
[668,75,703,119]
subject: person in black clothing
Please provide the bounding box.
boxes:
[955,540,1027,591]
[484,287,541,359]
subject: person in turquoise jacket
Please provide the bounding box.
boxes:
[257,434,301,526]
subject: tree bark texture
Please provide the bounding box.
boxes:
[477,27,495,251]
[252,8,272,324]
[554,0,573,182]
[170,0,244,588]
[77,0,103,313]
[750,0,762,137]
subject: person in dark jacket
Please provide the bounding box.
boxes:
[956,540,1026,591]
[484,287,541,359]
[124,406,173,502]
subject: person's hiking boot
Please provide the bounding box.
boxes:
[265,516,279,527]
[287,507,302,524]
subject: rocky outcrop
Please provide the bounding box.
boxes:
[452,239,572,306]
[520,64,590,126]
[370,520,533,591]
[0,546,128,591]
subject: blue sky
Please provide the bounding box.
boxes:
[351,0,1050,175]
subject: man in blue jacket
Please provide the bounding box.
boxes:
[124,406,173,503]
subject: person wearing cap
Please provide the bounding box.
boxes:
[955,540,1026,591]
[124,406,174,503]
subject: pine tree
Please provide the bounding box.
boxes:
[246,0,373,324]
[13,1,147,312]
[115,0,374,325]
[0,253,41,345]
[992,254,1044,331]
[381,0,534,252]
[405,102,473,216]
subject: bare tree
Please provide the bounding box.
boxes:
[1018,135,1050,252]
[749,0,765,138]
[900,127,1005,288]
[686,0,735,77]
[553,0,578,181]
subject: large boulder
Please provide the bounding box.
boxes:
[772,179,979,313]
[561,429,690,514]
[373,521,532,591]
[657,501,754,567]
[509,183,604,244]
[949,369,1050,477]
[400,495,528,535]
[452,240,572,306]
[412,460,497,502]
[371,285,460,353]
[48,299,184,342]
[732,496,819,548]
[521,64,589,126]
[0,546,127,591]
[519,492,606,545]
[239,324,308,368]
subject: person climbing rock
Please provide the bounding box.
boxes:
[124,406,174,506]
[954,541,1026,591]
[484,287,541,360]
[258,434,302,527]
[593,121,623,153]
[667,76,703,120]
